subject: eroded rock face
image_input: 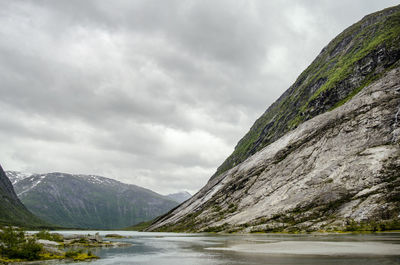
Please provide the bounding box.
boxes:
[212,5,400,180]
[148,68,400,233]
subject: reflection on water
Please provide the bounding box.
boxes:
[53,231,400,265]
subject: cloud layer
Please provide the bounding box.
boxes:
[0,0,398,194]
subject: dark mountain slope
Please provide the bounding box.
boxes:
[0,165,47,227]
[8,172,178,229]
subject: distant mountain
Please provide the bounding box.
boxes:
[7,171,179,229]
[0,165,47,227]
[167,191,192,203]
[148,5,400,233]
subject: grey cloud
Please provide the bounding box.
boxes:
[0,108,74,143]
[0,0,398,194]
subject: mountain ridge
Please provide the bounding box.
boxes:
[212,4,400,180]
[7,171,179,229]
[147,5,400,233]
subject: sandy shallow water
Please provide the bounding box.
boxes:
[208,240,400,255]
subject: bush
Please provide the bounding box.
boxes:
[64,249,96,261]
[0,227,43,261]
[65,250,78,258]
[35,230,63,242]
[18,238,43,260]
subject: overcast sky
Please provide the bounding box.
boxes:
[0,0,398,195]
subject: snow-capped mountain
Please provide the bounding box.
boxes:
[6,171,33,185]
[7,171,179,229]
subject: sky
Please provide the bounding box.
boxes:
[0,0,398,195]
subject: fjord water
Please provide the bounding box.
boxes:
[54,231,400,265]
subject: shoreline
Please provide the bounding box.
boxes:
[207,240,400,256]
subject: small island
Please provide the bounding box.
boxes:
[0,227,131,264]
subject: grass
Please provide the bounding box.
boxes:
[64,249,98,261]
[344,219,400,232]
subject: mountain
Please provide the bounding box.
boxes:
[167,191,192,203]
[0,165,47,227]
[212,5,400,179]
[7,171,179,229]
[147,5,400,233]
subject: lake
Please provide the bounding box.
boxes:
[52,231,400,265]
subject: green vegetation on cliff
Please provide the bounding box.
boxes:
[213,5,400,179]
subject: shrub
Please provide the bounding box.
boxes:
[35,230,63,242]
[64,249,97,261]
[65,250,78,258]
[18,238,43,260]
[0,227,43,261]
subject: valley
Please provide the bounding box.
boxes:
[1,2,400,265]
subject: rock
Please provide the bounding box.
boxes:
[37,239,59,246]
[147,5,400,233]
[88,232,103,243]
[111,242,133,247]
[209,4,400,182]
[42,245,63,256]
[63,234,86,240]
[147,67,400,233]
[105,234,126,238]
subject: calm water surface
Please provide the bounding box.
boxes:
[53,231,400,265]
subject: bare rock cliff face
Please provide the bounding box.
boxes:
[148,65,400,233]
[213,5,400,179]
[148,5,400,233]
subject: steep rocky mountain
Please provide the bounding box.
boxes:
[147,5,400,233]
[212,5,400,179]
[167,191,192,203]
[0,165,47,227]
[7,171,178,229]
